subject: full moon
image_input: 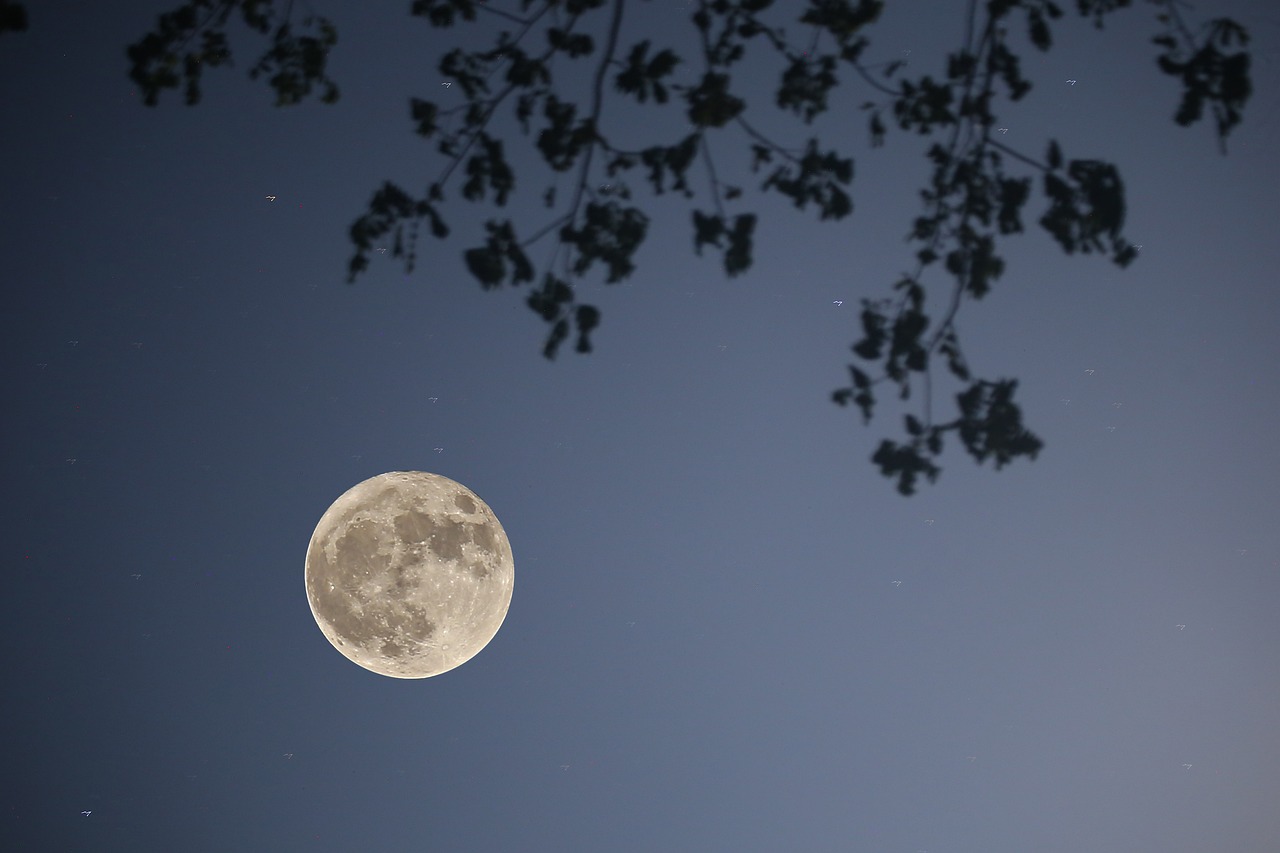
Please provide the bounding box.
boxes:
[304,471,514,678]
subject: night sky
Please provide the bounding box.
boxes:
[4,1,1279,851]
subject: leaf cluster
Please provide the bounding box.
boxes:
[126,0,1254,496]
[126,0,337,107]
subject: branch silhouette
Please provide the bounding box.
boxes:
[117,0,1253,495]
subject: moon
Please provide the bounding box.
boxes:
[304,471,514,678]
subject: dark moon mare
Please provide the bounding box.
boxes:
[305,471,514,678]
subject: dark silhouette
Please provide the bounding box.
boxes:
[112,0,1251,495]
[0,0,28,35]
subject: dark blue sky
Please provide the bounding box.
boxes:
[4,1,1279,850]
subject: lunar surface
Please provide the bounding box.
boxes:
[305,471,514,678]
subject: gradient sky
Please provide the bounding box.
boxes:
[4,1,1279,851]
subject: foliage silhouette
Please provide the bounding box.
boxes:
[0,0,28,36]
[120,0,1253,495]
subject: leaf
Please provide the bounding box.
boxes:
[574,304,601,353]
[853,338,881,360]
[543,318,569,360]
[749,144,773,173]
[942,343,967,379]
[724,213,756,276]
[996,177,1030,234]
[865,111,885,147]
[410,98,440,137]
[854,391,875,424]
[1028,12,1052,51]
[691,209,725,254]
[464,247,505,287]
[649,48,680,79]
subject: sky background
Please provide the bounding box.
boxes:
[3,0,1279,851]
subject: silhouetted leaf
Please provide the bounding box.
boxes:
[543,318,569,360]
[574,304,600,353]
[724,213,756,276]
[1046,139,1062,170]
[692,209,725,254]
[464,247,504,287]
[1028,11,1052,51]
[869,111,886,147]
[411,98,440,138]
[0,1,30,34]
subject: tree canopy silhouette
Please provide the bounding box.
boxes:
[112,0,1252,495]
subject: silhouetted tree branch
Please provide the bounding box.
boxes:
[121,0,1253,496]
